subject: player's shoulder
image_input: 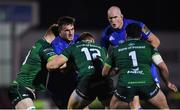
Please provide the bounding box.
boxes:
[35,38,49,46]
[102,25,113,35]
[124,18,143,23]
[135,40,153,48]
[124,18,145,27]
[31,39,50,53]
[52,35,67,43]
[74,34,80,38]
[68,42,78,49]
[94,43,107,52]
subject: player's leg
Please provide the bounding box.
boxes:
[129,96,142,109]
[8,82,36,109]
[148,89,169,109]
[110,95,129,109]
[100,97,112,109]
[141,84,169,109]
[110,86,135,109]
[98,77,114,109]
[68,89,92,109]
[15,98,35,109]
[47,71,77,108]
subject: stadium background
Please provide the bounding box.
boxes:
[0,0,180,108]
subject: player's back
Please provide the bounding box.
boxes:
[16,39,54,90]
[62,40,106,78]
[112,39,155,86]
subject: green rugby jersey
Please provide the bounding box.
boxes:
[61,40,107,79]
[14,38,56,91]
[106,39,159,86]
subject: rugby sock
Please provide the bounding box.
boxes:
[26,106,36,110]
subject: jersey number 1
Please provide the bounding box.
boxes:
[129,51,138,67]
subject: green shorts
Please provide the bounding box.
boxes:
[114,83,159,103]
[76,75,114,102]
[8,82,36,108]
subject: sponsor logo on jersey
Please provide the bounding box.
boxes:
[127,67,144,75]
[88,65,94,69]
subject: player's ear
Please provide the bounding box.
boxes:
[120,14,123,18]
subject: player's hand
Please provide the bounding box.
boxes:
[167,82,178,92]
[109,67,119,76]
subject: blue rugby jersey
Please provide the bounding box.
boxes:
[51,34,79,54]
[101,18,151,50]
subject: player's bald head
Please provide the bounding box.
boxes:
[107,6,124,29]
[107,6,122,16]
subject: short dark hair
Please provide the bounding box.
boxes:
[77,32,95,42]
[57,16,75,30]
[125,23,142,39]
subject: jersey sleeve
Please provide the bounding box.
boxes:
[105,48,115,68]
[141,24,151,40]
[126,19,151,40]
[100,47,108,64]
[101,29,110,50]
[152,48,164,65]
[61,46,73,60]
[152,47,159,55]
[40,44,56,61]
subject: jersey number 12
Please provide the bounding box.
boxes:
[81,47,101,61]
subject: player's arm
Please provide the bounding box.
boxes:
[141,24,160,48]
[102,64,118,77]
[102,47,118,76]
[152,54,178,92]
[59,63,67,69]
[102,63,111,76]
[101,31,110,50]
[47,54,68,71]
[147,33,160,48]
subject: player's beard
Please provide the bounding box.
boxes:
[67,35,74,41]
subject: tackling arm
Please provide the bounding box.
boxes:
[102,64,118,77]
[102,64,111,76]
[47,55,67,71]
